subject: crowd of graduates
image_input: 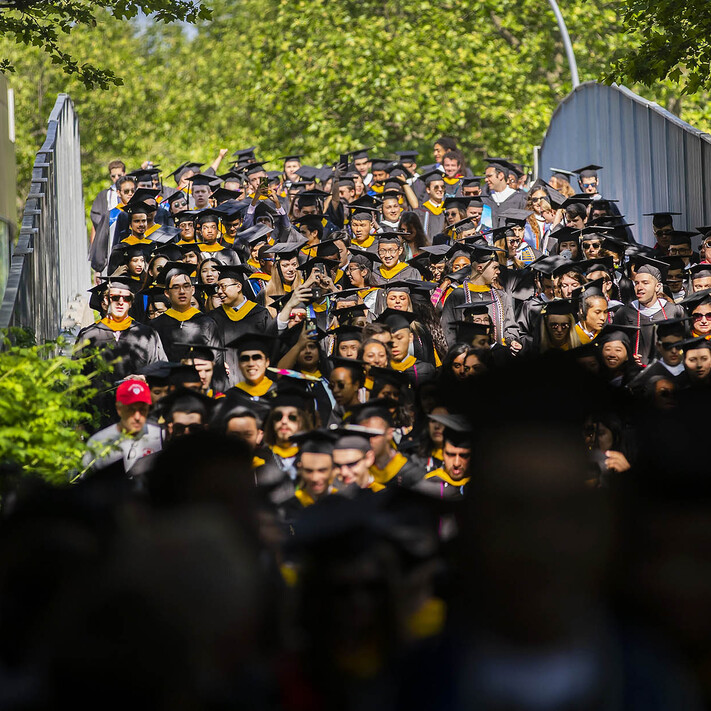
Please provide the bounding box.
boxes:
[1,138,711,709]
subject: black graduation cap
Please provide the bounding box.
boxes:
[348,248,381,266]
[572,256,616,275]
[382,279,437,295]
[333,303,369,323]
[676,335,711,351]
[347,204,380,221]
[225,332,276,354]
[460,176,484,186]
[102,275,142,293]
[394,150,418,162]
[123,200,154,215]
[370,158,394,172]
[561,194,594,210]
[428,413,471,447]
[349,147,373,160]
[195,207,222,225]
[574,164,603,177]
[596,323,639,350]
[377,231,408,245]
[232,146,256,160]
[294,165,319,181]
[129,187,161,204]
[129,168,161,184]
[443,196,471,212]
[453,320,491,343]
[655,316,691,339]
[165,365,202,388]
[237,223,273,246]
[161,386,216,418]
[679,288,711,312]
[376,308,416,332]
[154,244,183,262]
[290,429,338,454]
[550,167,577,179]
[368,366,411,389]
[630,254,669,282]
[419,169,446,185]
[176,341,227,362]
[500,208,534,226]
[467,242,502,263]
[485,157,514,171]
[300,256,338,277]
[529,255,572,276]
[187,173,220,188]
[578,277,607,300]
[418,244,452,260]
[266,378,314,411]
[167,162,204,179]
[166,190,189,206]
[294,213,327,232]
[328,324,364,343]
[174,209,199,224]
[452,299,495,316]
[642,211,681,217]
[686,263,711,280]
[159,261,194,286]
[668,230,695,245]
[265,240,307,258]
[445,243,474,262]
[278,153,304,162]
[113,242,156,263]
[139,360,180,385]
[210,187,242,204]
[216,263,252,283]
[242,161,269,176]
[541,298,579,317]
[176,243,201,257]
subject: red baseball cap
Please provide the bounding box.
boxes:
[116,380,152,406]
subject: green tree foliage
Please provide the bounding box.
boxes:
[2,0,711,214]
[605,0,711,95]
[0,0,210,88]
[0,331,99,484]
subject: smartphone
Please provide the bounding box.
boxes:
[259,176,269,190]
[305,317,318,341]
[339,153,349,170]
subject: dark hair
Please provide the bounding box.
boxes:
[398,211,428,251]
[116,175,136,190]
[330,361,364,388]
[358,338,391,361]
[441,344,471,374]
[108,160,126,172]
[565,203,587,221]
[362,323,391,340]
[442,148,466,171]
[435,136,458,152]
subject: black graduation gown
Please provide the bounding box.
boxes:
[441,284,519,347]
[151,309,225,364]
[482,190,527,227]
[208,302,272,386]
[413,205,445,242]
[390,356,436,386]
[370,451,426,489]
[372,263,422,285]
[612,301,684,365]
[627,359,688,396]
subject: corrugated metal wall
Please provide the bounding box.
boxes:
[538,81,711,247]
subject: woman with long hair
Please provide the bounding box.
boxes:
[537,302,584,353]
[524,187,559,252]
[399,211,429,257]
[264,248,302,313]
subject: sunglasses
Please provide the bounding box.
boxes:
[110,294,133,303]
[693,312,711,321]
[659,341,682,350]
[239,353,265,362]
[274,410,299,422]
[333,457,364,470]
[171,423,205,435]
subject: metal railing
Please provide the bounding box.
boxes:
[538,81,711,246]
[0,93,90,341]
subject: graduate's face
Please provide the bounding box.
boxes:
[559,239,579,259]
[179,221,195,239]
[333,447,373,487]
[390,327,413,361]
[430,261,445,281]
[464,352,486,376]
[601,341,628,370]
[433,143,445,163]
[658,336,684,366]
[183,251,199,266]
[693,276,711,292]
[329,367,359,407]
[692,305,711,334]
[684,347,711,381]
[581,238,602,259]
[580,176,598,194]
[190,358,213,391]
[147,301,167,319]
[284,159,301,181]
[566,212,586,230]
[445,207,464,226]
[428,407,447,444]
[467,205,483,223]
[166,275,194,308]
[377,242,402,268]
[151,256,167,277]
[200,221,218,242]
[350,218,372,240]
[559,274,581,298]
[238,349,268,384]
[386,290,410,311]
[279,257,299,283]
[272,406,301,443]
[225,219,241,237]
[529,190,547,215]
[382,198,401,222]
[359,416,392,459]
[170,195,188,213]
[666,268,684,293]
[634,272,659,305]
[478,259,500,284]
[443,442,471,480]
[131,213,148,234]
[297,341,319,369]
[426,180,445,202]
[128,256,145,276]
[200,261,219,284]
[192,184,210,207]
[345,262,366,287]
[353,157,371,177]
[546,315,571,345]
[337,339,360,360]
[463,185,482,197]
[105,287,133,319]
[298,452,334,498]
[118,181,135,203]
[372,169,388,183]
[226,416,263,449]
[451,352,468,380]
[442,157,460,178]
[362,341,388,369]
[484,167,507,192]
[583,296,608,333]
[109,166,125,183]
[339,185,356,202]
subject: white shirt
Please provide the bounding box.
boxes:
[83,422,163,473]
[490,186,516,205]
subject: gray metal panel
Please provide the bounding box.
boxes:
[0,94,89,342]
[539,82,711,246]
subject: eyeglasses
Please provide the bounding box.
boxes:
[378,249,399,257]
[273,410,299,422]
[169,283,192,292]
[110,294,133,303]
[581,181,597,188]
[654,229,674,237]
[171,423,205,435]
[692,312,711,321]
[333,457,364,471]
[659,341,682,350]
[582,242,601,249]
[216,281,239,291]
[239,353,265,362]
[289,311,306,320]
[530,196,545,202]
[549,322,571,330]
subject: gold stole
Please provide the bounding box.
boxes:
[222,300,257,322]
[100,316,133,332]
[235,377,273,397]
[165,307,201,321]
